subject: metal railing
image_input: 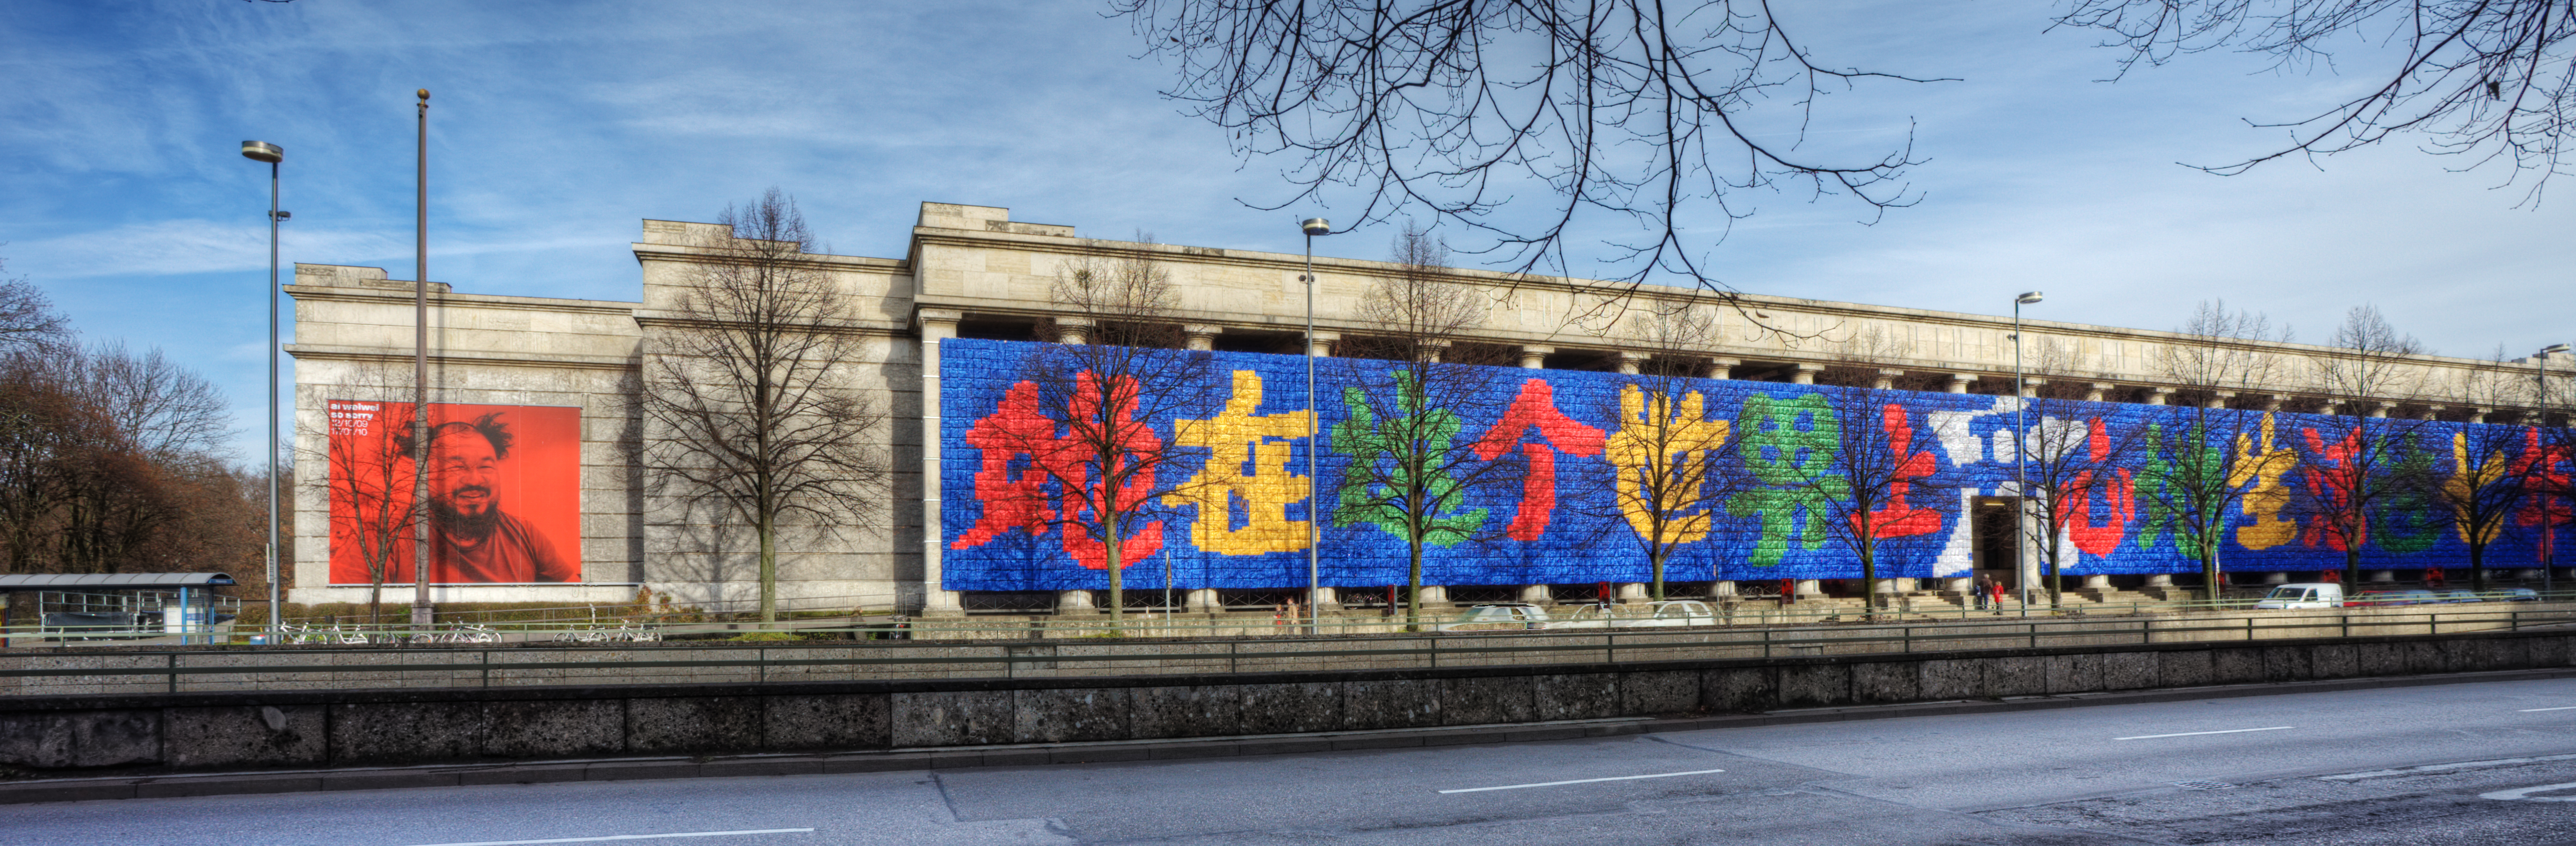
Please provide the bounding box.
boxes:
[4,604,2570,698]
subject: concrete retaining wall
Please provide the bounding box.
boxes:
[4,630,2569,776]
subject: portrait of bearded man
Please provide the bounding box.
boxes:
[417,412,574,583]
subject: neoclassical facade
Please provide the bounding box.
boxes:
[287,202,2568,612]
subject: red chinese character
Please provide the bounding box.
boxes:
[1473,379,1605,541]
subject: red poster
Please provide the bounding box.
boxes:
[327,400,582,585]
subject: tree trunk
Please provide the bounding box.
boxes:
[2202,549,2222,605]
[758,508,777,624]
[1649,545,1666,601]
[1106,510,1125,627]
[2046,530,2064,610]
[1406,537,1423,632]
[2469,541,2486,591]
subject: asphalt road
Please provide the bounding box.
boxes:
[16,677,2576,845]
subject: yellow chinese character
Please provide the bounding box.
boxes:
[1165,370,1315,555]
[2229,413,2300,550]
[2446,432,2507,546]
[1605,385,1731,546]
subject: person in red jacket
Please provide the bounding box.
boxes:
[1988,578,2007,613]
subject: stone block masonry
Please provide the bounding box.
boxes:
[7,629,2574,778]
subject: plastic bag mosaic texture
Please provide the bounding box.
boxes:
[939,338,2568,591]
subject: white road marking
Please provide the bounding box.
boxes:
[398,829,814,846]
[2519,706,2576,712]
[1439,768,1727,794]
[2481,782,2576,801]
[2321,753,2576,780]
[2114,726,2293,741]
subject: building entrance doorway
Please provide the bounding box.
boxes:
[1972,496,2024,593]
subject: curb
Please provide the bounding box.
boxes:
[8,665,2573,805]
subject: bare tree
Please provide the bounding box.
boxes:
[2056,0,2576,202]
[2297,305,2440,586]
[1338,225,1520,629]
[1112,1,1939,304]
[0,256,68,353]
[312,367,419,624]
[2435,351,2541,590]
[2137,301,2296,602]
[974,234,1210,626]
[1742,381,1956,614]
[1581,304,1750,600]
[641,189,888,624]
[2009,340,2148,609]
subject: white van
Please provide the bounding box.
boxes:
[2254,583,2344,609]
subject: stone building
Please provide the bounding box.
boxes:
[286,202,2569,613]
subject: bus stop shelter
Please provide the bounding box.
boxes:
[0,573,237,643]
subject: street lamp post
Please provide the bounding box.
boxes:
[1301,218,1330,636]
[2544,343,2571,596]
[411,89,434,636]
[2012,291,2044,615]
[239,140,287,640]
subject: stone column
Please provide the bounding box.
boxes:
[1520,345,1553,369]
[2086,382,2114,402]
[1186,588,1221,612]
[2421,405,2445,421]
[1791,363,1825,385]
[1418,585,1451,608]
[2261,572,2289,584]
[1616,583,1649,601]
[1182,324,1222,352]
[1948,374,1977,394]
[2148,387,2175,405]
[2266,394,2288,412]
[1712,580,1739,597]
[1873,369,1905,390]
[2019,378,2047,398]
[1311,586,1338,607]
[1056,589,1096,614]
[1707,358,1740,380]
[2081,574,2111,590]
[2370,401,2395,418]
[2146,574,2175,588]
[2208,391,2236,410]
[1943,577,1972,595]
[1308,330,1340,358]
[2367,570,2396,583]
[1055,317,1094,345]
[1794,579,1824,598]
[916,308,966,616]
[1421,339,1449,363]
[1617,352,1650,375]
[1518,584,1552,604]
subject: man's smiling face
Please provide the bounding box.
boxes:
[431,428,502,538]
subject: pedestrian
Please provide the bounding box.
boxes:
[1989,578,2007,614]
[1972,575,1990,610]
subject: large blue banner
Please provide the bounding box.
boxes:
[938,337,2568,591]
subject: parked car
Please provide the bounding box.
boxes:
[1438,603,1552,632]
[2350,589,2439,607]
[2435,590,2485,604]
[2253,583,2343,610]
[2502,588,2541,602]
[1611,600,1717,628]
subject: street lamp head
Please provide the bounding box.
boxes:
[1300,218,1331,236]
[2543,344,2572,355]
[240,140,283,164]
[2014,291,2044,305]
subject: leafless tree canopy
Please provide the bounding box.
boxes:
[2158,299,2292,404]
[0,258,69,353]
[2056,0,2575,202]
[641,189,888,622]
[1114,1,1936,296]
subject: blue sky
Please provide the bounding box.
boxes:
[2,1,2568,462]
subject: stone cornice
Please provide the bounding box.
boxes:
[286,285,640,317]
[285,344,638,372]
